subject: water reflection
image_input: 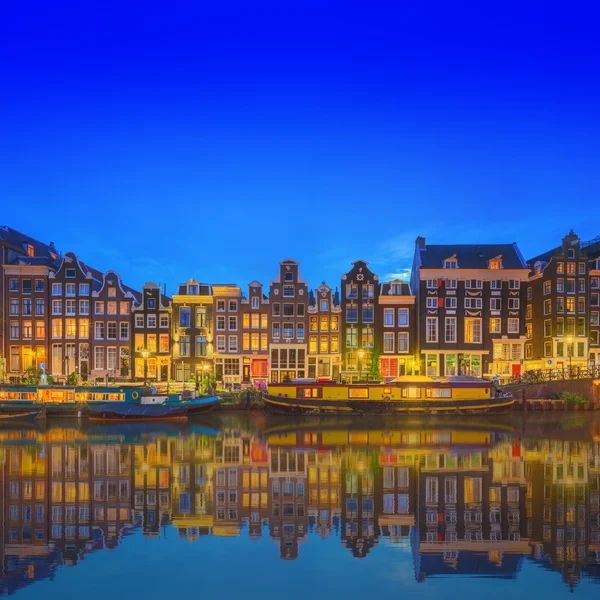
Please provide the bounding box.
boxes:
[0,415,599,593]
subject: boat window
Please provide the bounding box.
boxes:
[297,388,322,399]
[383,387,392,395]
[426,388,452,398]
[50,391,67,402]
[348,387,369,399]
[401,387,421,399]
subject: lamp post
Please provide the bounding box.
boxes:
[358,350,365,382]
[567,337,573,376]
[141,350,149,387]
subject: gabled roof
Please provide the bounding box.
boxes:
[419,243,527,270]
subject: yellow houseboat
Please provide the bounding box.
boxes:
[263,376,514,415]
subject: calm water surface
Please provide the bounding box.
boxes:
[1,413,600,598]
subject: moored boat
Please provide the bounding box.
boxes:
[0,408,44,421]
[85,402,188,421]
[85,392,222,421]
[0,385,138,416]
[263,376,513,415]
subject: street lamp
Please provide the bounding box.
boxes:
[141,350,149,387]
[567,337,573,375]
[358,350,365,382]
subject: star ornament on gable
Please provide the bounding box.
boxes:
[356,274,364,281]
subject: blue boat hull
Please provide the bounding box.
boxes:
[86,403,188,421]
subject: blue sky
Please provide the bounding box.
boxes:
[1,1,599,293]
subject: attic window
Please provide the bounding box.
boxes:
[188,284,199,295]
[391,283,402,295]
[65,268,76,278]
[444,259,458,269]
[489,258,502,270]
[534,261,542,275]
[26,244,34,257]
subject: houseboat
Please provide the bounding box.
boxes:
[0,385,221,418]
[0,385,136,416]
[263,376,514,415]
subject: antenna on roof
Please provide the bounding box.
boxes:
[163,283,167,296]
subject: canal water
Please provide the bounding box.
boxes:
[1,413,599,598]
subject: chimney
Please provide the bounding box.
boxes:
[416,236,426,250]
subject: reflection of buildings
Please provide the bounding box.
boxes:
[341,449,379,558]
[524,440,595,589]
[269,447,308,559]
[1,424,600,591]
[171,435,214,540]
[0,439,136,594]
[133,439,171,535]
[308,447,341,539]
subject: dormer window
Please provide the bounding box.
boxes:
[534,262,542,275]
[391,283,402,295]
[444,259,458,269]
[488,257,502,270]
[188,284,199,295]
[26,244,34,257]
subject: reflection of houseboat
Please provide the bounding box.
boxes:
[263,376,514,415]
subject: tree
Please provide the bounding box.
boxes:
[22,367,41,385]
[67,371,78,386]
[369,346,381,381]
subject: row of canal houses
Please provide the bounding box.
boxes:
[1,226,600,385]
[1,428,599,587]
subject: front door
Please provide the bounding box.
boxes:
[512,364,521,380]
[160,364,169,381]
[243,365,250,383]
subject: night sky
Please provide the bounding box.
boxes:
[2,1,599,293]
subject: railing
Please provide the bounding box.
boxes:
[507,366,600,385]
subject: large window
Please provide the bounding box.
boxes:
[507,318,519,334]
[179,307,190,327]
[362,327,374,348]
[398,332,409,353]
[363,284,374,299]
[283,323,293,339]
[346,304,358,323]
[180,336,190,356]
[94,347,104,370]
[216,336,226,353]
[426,317,438,343]
[195,336,206,356]
[346,326,358,348]
[362,304,374,323]
[464,318,481,343]
[398,309,409,326]
[445,317,456,343]
[346,284,358,299]
[383,332,394,353]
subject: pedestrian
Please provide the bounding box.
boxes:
[207,384,213,396]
